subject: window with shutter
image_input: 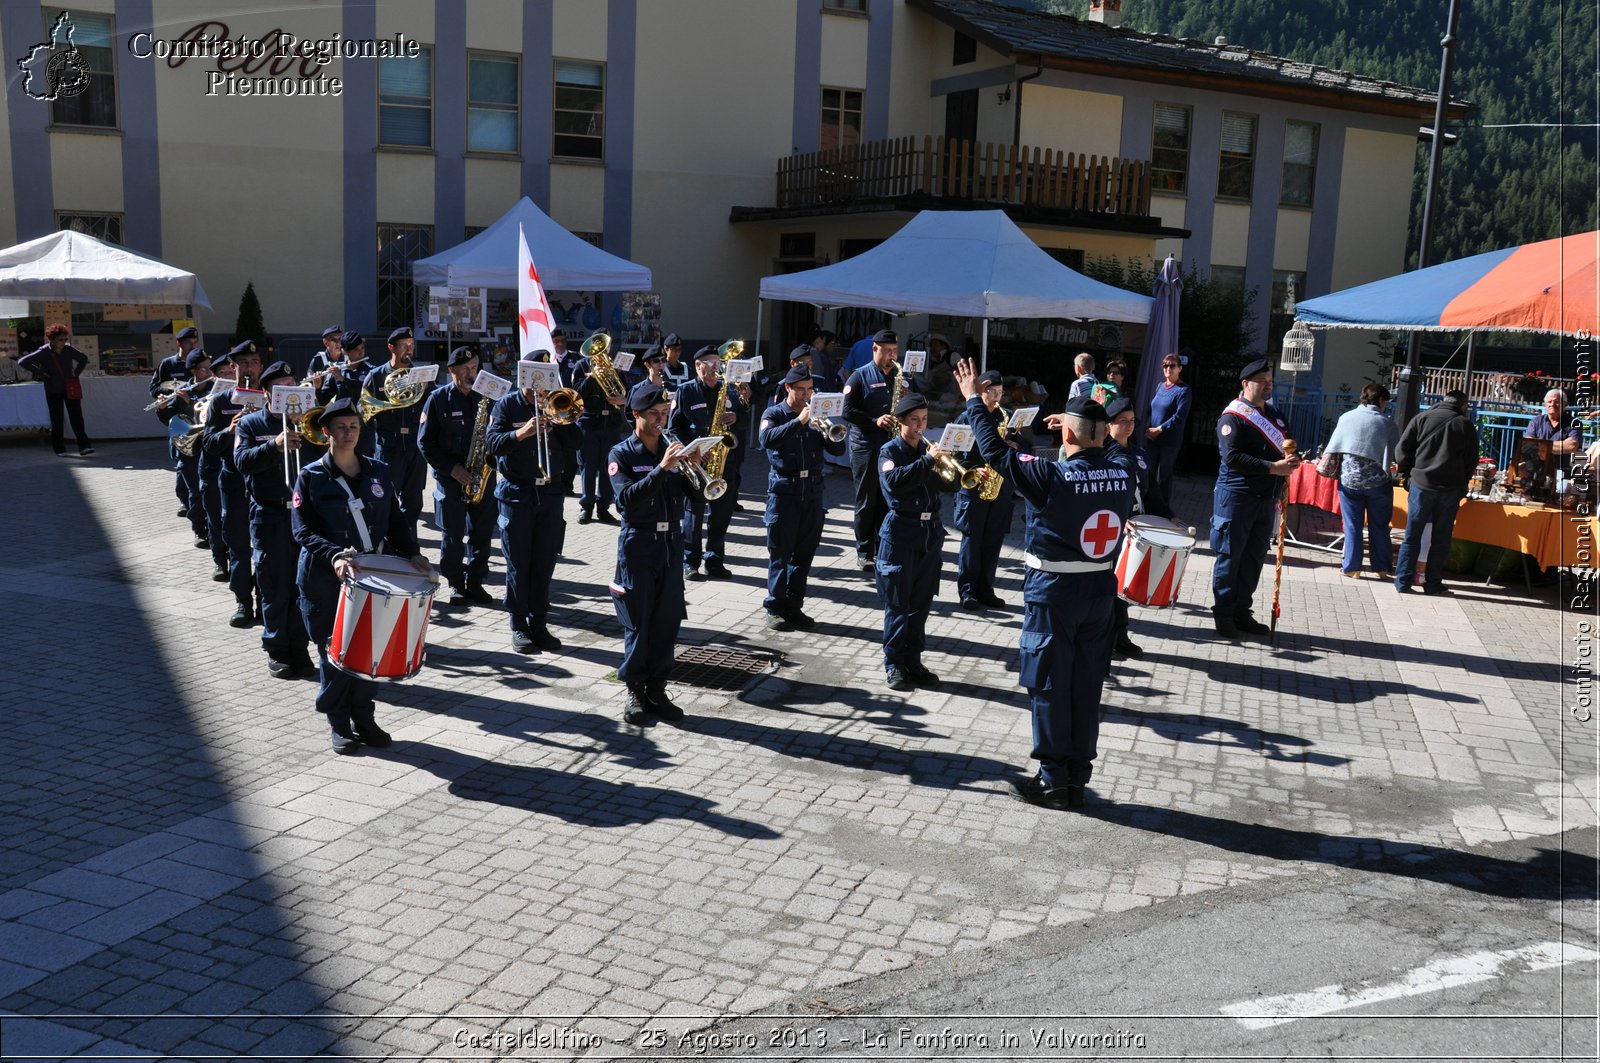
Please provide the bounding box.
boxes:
[1280,120,1319,207]
[1151,103,1191,193]
[1217,111,1257,200]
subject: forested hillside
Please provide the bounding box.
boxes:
[1031,0,1598,264]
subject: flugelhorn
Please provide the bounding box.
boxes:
[810,416,848,443]
[932,451,984,490]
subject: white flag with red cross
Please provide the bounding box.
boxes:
[517,224,557,360]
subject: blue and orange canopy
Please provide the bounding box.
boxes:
[1297,231,1598,336]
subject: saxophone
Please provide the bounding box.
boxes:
[886,362,907,431]
[978,406,1008,501]
[702,340,742,483]
[463,397,494,504]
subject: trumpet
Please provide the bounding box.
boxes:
[810,416,848,443]
[931,451,984,490]
[664,431,727,501]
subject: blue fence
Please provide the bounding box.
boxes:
[1278,386,1538,465]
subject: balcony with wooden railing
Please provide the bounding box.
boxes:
[769,135,1155,220]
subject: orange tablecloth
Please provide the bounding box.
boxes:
[1389,488,1600,570]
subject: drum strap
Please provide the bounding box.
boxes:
[1024,552,1113,573]
[333,476,375,553]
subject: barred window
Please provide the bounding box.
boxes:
[377,224,433,328]
[554,60,604,160]
[44,10,116,129]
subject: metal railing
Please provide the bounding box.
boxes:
[1279,386,1538,467]
[776,135,1153,216]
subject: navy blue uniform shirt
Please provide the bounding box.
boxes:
[486,391,580,499]
[759,400,843,494]
[361,363,425,446]
[609,433,698,532]
[291,454,419,566]
[842,363,899,452]
[419,382,484,477]
[235,407,326,508]
[1216,401,1289,496]
[671,377,746,443]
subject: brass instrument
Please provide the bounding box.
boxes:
[463,397,494,504]
[298,406,329,448]
[358,365,429,422]
[701,340,743,488]
[172,392,214,458]
[541,387,584,426]
[143,379,200,411]
[977,406,1009,502]
[932,451,984,490]
[886,362,907,431]
[810,417,848,443]
[582,333,627,400]
[664,431,727,501]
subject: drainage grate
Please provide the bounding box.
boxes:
[671,644,781,691]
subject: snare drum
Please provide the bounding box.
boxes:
[327,553,439,680]
[1114,517,1197,608]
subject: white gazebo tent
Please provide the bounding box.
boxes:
[413,196,652,291]
[757,209,1152,371]
[0,230,212,439]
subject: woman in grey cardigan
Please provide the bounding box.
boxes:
[1323,383,1400,579]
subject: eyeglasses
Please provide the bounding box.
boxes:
[1162,362,1179,368]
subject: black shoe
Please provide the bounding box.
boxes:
[293,655,319,679]
[1421,584,1451,596]
[577,509,594,525]
[351,715,391,749]
[906,663,942,688]
[329,715,360,755]
[704,560,732,580]
[78,447,94,456]
[886,666,913,692]
[596,509,619,526]
[446,585,470,607]
[978,592,1006,608]
[177,507,189,518]
[1010,774,1073,811]
[54,450,67,457]
[267,656,296,680]
[644,683,685,721]
[229,603,253,628]
[1235,615,1271,636]
[193,535,209,550]
[960,596,986,612]
[463,582,496,606]
[511,629,537,654]
[765,611,793,631]
[1213,615,1240,640]
[623,685,654,726]
[528,626,563,653]
[858,557,876,572]
[211,563,228,582]
[784,609,817,632]
[1113,634,1144,659]
[684,566,704,582]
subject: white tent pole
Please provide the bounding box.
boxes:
[750,297,765,449]
[981,319,989,374]
[1461,332,1475,400]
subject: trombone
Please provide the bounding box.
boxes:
[663,431,727,500]
[279,392,313,488]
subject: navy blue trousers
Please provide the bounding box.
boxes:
[850,445,889,561]
[682,469,739,567]
[954,490,1014,601]
[1210,486,1275,621]
[1019,594,1115,788]
[298,565,376,722]
[498,497,565,633]
[612,531,685,685]
[251,507,308,656]
[764,490,825,613]
[578,427,617,510]
[433,484,495,587]
[219,471,254,608]
[172,440,191,509]
[375,439,426,543]
[177,457,206,538]
[876,522,943,670]
[201,466,227,567]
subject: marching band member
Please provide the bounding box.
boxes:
[640,344,673,393]
[305,326,343,381]
[202,341,262,628]
[758,366,844,631]
[292,399,427,753]
[196,351,235,581]
[670,346,746,581]
[574,334,626,526]
[660,332,690,390]
[155,348,215,549]
[419,347,497,608]
[152,326,200,517]
[950,370,1018,611]
[1103,396,1174,660]
[876,392,959,691]
[235,362,321,680]
[842,329,901,570]
[317,331,372,457]
[608,382,700,725]
[362,327,427,543]
[550,329,583,496]
[485,374,580,654]
[956,360,1135,810]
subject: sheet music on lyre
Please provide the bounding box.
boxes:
[517,360,563,393]
[472,370,514,402]
[810,393,846,419]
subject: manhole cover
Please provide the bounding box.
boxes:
[671,644,781,691]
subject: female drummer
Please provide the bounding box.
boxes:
[291,399,428,753]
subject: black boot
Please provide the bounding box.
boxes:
[644,682,685,721]
[350,708,391,748]
[623,684,653,726]
[328,713,360,755]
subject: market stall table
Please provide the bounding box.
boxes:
[0,382,48,430]
[1390,489,1598,573]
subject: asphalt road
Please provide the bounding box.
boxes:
[649,826,1598,1061]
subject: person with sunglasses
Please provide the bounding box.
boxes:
[1145,354,1191,515]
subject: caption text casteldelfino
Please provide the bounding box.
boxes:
[126,23,422,97]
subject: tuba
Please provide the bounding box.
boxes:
[582,333,627,400]
[359,366,429,422]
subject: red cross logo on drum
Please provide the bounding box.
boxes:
[1080,509,1122,560]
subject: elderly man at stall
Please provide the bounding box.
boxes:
[1524,388,1581,455]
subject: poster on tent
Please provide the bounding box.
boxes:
[43,301,71,329]
[103,304,145,321]
[0,328,16,361]
[72,335,100,374]
[423,286,487,338]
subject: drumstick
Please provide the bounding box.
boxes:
[1271,439,1298,644]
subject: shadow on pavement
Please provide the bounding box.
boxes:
[1109,705,1351,766]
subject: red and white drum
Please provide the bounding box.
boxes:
[1114,517,1197,608]
[328,554,439,680]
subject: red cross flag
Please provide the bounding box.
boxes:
[1079,509,1123,560]
[518,223,556,360]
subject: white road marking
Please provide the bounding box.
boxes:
[1221,941,1600,1029]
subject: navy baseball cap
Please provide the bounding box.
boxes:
[1104,397,1135,420]
[321,325,342,340]
[316,398,359,426]
[789,344,814,363]
[1239,357,1271,380]
[872,329,898,345]
[184,349,210,370]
